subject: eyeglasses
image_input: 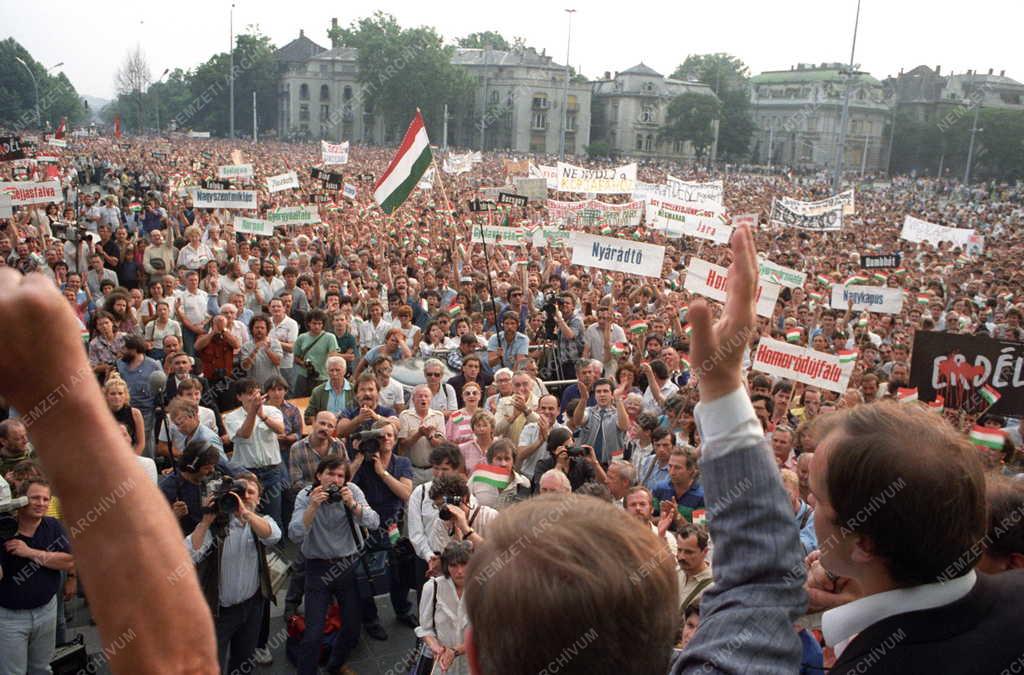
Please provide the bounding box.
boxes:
[425,372,442,378]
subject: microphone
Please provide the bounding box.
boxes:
[148,369,168,399]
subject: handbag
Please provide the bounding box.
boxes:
[407,579,439,675]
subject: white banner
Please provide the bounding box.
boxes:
[443,152,475,175]
[188,131,211,138]
[647,196,731,243]
[47,138,67,148]
[0,180,63,206]
[235,217,274,237]
[900,215,976,248]
[557,162,637,194]
[830,284,905,314]
[530,226,571,248]
[779,189,855,216]
[666,176,724,205]
[321,140,349,165]
[470,225,531,247]
[343,183,357,201]
[569,231,665,278]
[266,171,299,193]
[769,198,843,231]
[529,163,559,189]
[684,257,781,318]
[189,188,257,210]
[752,337,854,394]
[266,205,320,225]
[218,164,254,180]
[758,258,807,289]
[547,199,644,228]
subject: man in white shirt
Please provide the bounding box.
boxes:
[268,298,299,392]
[176,270,210,356]
[356,301,393,351]
[582,304,627,366]
[397,385,447,485]
[407,445,464,594]
[219,304,251,350]
[516,394,562,479]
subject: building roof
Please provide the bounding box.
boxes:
[451,47,564,70]
[275,31,327,62]
[310,46,359,62]
[619,63,662,78]
[752,66,881,87]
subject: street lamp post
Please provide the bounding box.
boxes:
[558,8,576,160]
[14,57,40,128]
[832,0,862,194]
[229,2,235,139]
[154,68,170,133]
[964,74,982,185]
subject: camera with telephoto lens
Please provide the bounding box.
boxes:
[0,496,29,541]
[438,495,464,521]
[51,222,89,244]
[541,295,560,340]
[352,428,385,458]
[205,478,247,517]
[325,484,345,504]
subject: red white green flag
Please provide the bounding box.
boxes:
[897,387,918,403]
[629,320,648,334]
[979,384,1001,407]
[469,464,511,490]
[837,349,858,365]
[374,110,432,214]
[969,425,1005,451]
[610,342,628,357]
[785,328,802,343]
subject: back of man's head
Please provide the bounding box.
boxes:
[816,401,985,586]
[465,495,676,675]
[978,474,1024,573]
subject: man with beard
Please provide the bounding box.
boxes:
[335,374,400,439]
[116,334,163,458]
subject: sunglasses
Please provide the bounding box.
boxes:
[425,372,442,378]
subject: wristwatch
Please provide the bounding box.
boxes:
[463,528,476,538]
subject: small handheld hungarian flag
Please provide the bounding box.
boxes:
[808,291,824,304]
[450,412,467,426]
[837,349,858,365]
[680,354,691,371]
[969,425,1005,451]
[871,272,887,284]
[979,384,1001,407]
[447,301,463,317]
[629,320,648,335]
[374,110,432,214]
[897,387,918,403]
[916,294,931,305]
[610,342,628,357]
[845,274,869,286]
[816,274,831,286]
[387,522,400,545]
[129,201,142,212]
[469,464,511,490]
[928,395,945,411]
[682,324,693,338]
[785,328,801,343]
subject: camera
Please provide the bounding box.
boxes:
[325,484,345,504]
[0,496,29,540]
[352,428,386,457]
[205,478,246,517]
[438,495,464,521]
[541,295,560,340]
[567,444,589,459]
[51,222,89,244]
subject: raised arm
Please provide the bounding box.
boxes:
[0,270,217,674]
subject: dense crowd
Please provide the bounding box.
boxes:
[0,131,1022,675]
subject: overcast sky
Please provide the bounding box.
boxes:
[5,0,1023,100]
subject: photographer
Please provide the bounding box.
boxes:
[159,441,222,534]
[551,293,584,380]
[531,427,603,493]
[187,472,280,674]
[348,420,417,638]
[408,445,465,589]
[288,457,378,675]
[428,473,496,553]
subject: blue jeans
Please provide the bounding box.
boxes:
[300,558,362,674]
[248,464,285,532]
[0,596,57,675]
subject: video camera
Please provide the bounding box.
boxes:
[541,294,560,340]
[0,496,29,541]
[50,222,90,244]
[352,428,387,458]
[203,478,247,518]
[438,495,464,521]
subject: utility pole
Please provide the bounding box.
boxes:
[154,68,169,133]
[443,103,449,151]
[885,107,896,176]
[558,8,576,160]
[229,2,235,139]
[832,0,861,193]
[767,125,774,170]
[964,73,982,185]
[14,57,40,128]
[252,90,257,142]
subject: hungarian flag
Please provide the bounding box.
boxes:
[916,294,931,305]
[969,425,1005,451]
[680,354,691,371]
[691,509,707,525]
[629,320,648,335]
[979,384,1002,407]
[871,272,887,284]
[114,115,122,138]
[450,412,467,426]
[897,387,918,403]
[928,395,944,411]
[785,328,801,343]
[374,110,432,214]
[55,117,66,139]
[469,464,511,490]
[816,274,831,286]
[682,324,693,338]
[610,342,628,358]
[808,291,824,304]
[837,349,858,365]
[387,522,400,545]
[447,301,463,317]
[845,274,869,286]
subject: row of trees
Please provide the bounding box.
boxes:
[0,38,87,131]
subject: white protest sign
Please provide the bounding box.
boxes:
[830,284,904,314]
[666,176,724,205]
[470,225,530,247]
[569,231,665,278]
[900,215,976,248]
[769,198,843,231]
[752,337,853,394]
[188,131,211,138]
[0,196,11,219]
[266,171,299,193]
[47,138,67,148]
[217,164,254,180]
[267,205,320,225]
[321,140,349,165]
[647,196,731,243]
[190,188,257,210]
[529,163,559,189]
[779,189,855,216]
[443,152,475,175]
[758,258,807,289]
[685,257,781,318]
[557,162,637,194]
[0,180,63,206]
[235,217,275,237]
[530,227,571,248]
[514,177,548,201]
[343,183,357,201]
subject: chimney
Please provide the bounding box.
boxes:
[1001,69,1006,77]
[299,29,304,38]
[988,68,994,76]
[330,18,339,48]
[935,65,941,75]
[604,71,611,80]
[899,67,903,76]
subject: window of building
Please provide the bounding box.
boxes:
[299,84,309,101]
[321,104,329,120]
[343,86,353,101]
[641,104,655,123]
[610,101,619,122]
[636,134,644,151]
[532,95,549,109]
[566,114,576,131]
[319,63,327,74]
[532,112,547,130]
[567,95,578,111]
[644,134,654,152]
[299,104,310,122]
[490,90,500,104]
[320,84,330,102]
[643,81,654,93]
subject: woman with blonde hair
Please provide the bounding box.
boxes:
[104,373,146,455]
[177,224,215,271]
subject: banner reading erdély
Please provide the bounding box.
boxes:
[769,198,843,231]
[190,188,257,210]
[321,140,349,165]
[753,337,854,394]
[900,215,976,248]
[0,180,63,206]
[829,284,904,314]
[218,164,254,180]
[684,257,780,318]
[647,196,730,243]
[860,253,902,270]
[557,162,637,194]
[758,258,807,289]
[909,331,1024,416]
[779,189,855,216]
[266,171,299,193]
[267,205,320,225]
[235,217,274,237]
[570,231,665,278]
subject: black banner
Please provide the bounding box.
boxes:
[861,253,902,270]
[468,198,497,212]
[909,331,1024,416]
[356,173,375,182]
[201,179,229,190]
[498,192,528,207]
[0,136,25,162]
[311,167,343,190]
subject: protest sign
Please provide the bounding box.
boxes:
[531,226,571,248]
[47,138,67,148]
[343,183,357,200]
[467,198,497,212]
[513,177,548,201]
[648,196,731,243]
[665,177,724,205]
[909,331,1024,416]
[529,163,559,189]
[900,215,976,248]
[758,258,807,288]
[443,152,475,175]
[321,140,349,165]
[0,137,25,162]
[266,171,299,193]
[860,253,902,269]
[769,198,843,231]
[311,167,343,190]
[753,337,853,394]
[201,179,229,190]
[189,188,257,210]
[267,205,320,225]
[570,231,665,278]
[829,284,904,314]
[217,164,253,180]
[471,225,530,247]
[547,200,589,226]
[732,212,758,229]
[0,180,63,206]
[779,189,855,216]
[234,217,274,237]
[498,192,528,207]
[0,196,12,219]
[504,159,530,175]
[685,257,780,318]
[557,162,637,194]
[188,131,211,138]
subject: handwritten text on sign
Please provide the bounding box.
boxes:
[753,337,853,394]
[569,231,665,278]
[684,257,781,318]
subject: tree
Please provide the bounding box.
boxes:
[115,46,151,133]
[457,31,512,51]
[974,109,1024,180]
[671,53,754,161]
[662,93,721,160]
[0,38,85,130]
